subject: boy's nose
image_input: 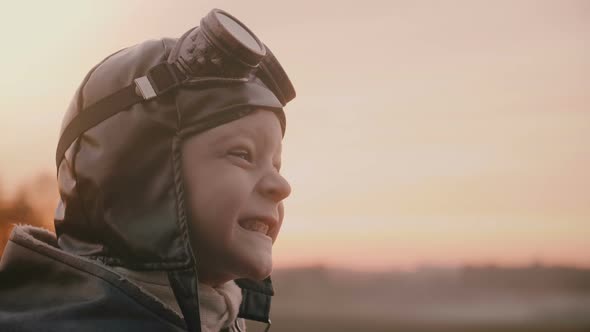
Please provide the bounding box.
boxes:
[258,170,292,203]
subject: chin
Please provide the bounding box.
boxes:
[240,256,273,280]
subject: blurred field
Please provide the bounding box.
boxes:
[248,317,590,332]
[245,266,590,332]
[0,174,56,258]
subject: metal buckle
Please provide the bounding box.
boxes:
[134,76,157,100]
[134,63,184,100]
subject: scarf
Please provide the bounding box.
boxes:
[112,267,243,331]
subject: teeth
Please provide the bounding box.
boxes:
[242,219,269,235]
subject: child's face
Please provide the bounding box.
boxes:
[181,109,291,285]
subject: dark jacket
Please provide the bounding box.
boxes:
[0,226,188,331]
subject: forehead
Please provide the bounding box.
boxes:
[186,109,284,151]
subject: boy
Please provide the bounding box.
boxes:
[0,8,295,332]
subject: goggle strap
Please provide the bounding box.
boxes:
[55,62,184,167]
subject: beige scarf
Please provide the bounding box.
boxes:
[112,267,243,332]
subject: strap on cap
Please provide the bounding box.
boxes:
[55,62,184,167]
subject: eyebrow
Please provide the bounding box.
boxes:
[211,128,257,146]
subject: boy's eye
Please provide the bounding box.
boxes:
[229,149,252,162]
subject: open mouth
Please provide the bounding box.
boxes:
[239,219,271,237]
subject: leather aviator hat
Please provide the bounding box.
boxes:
[53,8,295,332]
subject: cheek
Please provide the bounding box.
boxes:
[186,165,253,231]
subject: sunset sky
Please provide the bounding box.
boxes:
[0,1,588,270]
